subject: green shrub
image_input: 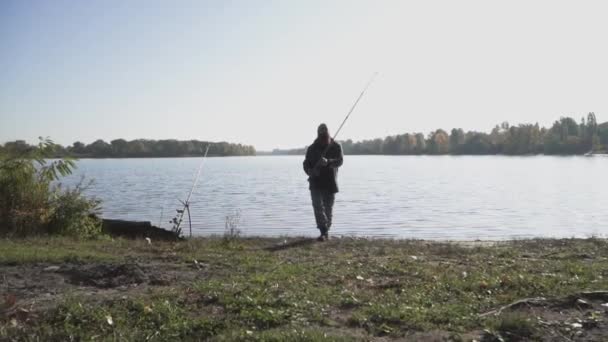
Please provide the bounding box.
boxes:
[0,138,101,238]
[48,181,102,238]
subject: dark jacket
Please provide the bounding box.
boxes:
[303,139,344,193]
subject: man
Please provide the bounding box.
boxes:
[303,123,344,241]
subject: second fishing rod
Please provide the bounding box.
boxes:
[171,144,211,238]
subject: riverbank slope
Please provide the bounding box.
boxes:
[1,237,607,341]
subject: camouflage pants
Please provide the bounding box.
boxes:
[310,189,335,234]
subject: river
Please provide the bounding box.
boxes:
[61,155,608,240]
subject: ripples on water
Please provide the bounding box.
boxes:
[60,155,608,240]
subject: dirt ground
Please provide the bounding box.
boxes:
[1,261,202,311]
[2,237,608,341]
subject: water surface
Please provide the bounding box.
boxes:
[61,155,608,240]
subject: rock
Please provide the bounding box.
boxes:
[44,266,60,272]
[576,298,592,308]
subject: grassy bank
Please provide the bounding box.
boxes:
[1,236,608,341]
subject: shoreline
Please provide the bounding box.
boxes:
[54,153,608,159]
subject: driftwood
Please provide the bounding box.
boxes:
[264,238,317,252]
[572,290,608,301]
[479,297,548,317]
[102,219,180,241]
[479,291,608,317]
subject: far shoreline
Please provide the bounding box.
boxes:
[55,152,608,159]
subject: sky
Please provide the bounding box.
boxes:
[1,0,608,151]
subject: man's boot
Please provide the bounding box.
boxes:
[317,227,328,241]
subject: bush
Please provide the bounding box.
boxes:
[0,138,101,238]
[48,181,102,238]
[0,165,50,235]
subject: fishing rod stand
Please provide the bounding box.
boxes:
[177,200,193,238]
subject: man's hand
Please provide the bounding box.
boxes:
[311,157,328,177]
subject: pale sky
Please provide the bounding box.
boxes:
[1,0,607,151]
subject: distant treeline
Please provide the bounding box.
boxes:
[270,113,608,155]
[0,139,256,158]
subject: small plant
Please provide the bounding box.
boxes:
[223,209,242,241]
[48,179,102,238]
[484,313,538,342]
[170,209,185,237]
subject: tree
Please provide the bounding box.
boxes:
[341,139,354,154]
[414,133,426,154]
[563,117,579,138]
[530,123,542,153]
[71,141,86,155]
[598,122,608,150]
[110,139,128,156]
[587,112,598,136]
[4,140,30,154]
[277,114,605,155]
[382,135,400,154]
[124,140,142,156]
[580,117,586,140]
[403,134,417,154]
[586,112,600,151]
[428,129,450,154]
[85,139,112,157]
[449,128,465,154]
[462,133,493,154]
[543,129,561,154]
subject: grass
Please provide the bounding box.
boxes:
[1,236,608,340]
[486,313,538,341]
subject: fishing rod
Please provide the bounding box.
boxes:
[312,72,378,175]
[333,72,378,142]
[171,144,211,238]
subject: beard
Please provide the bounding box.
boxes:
[318,133,330,145]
